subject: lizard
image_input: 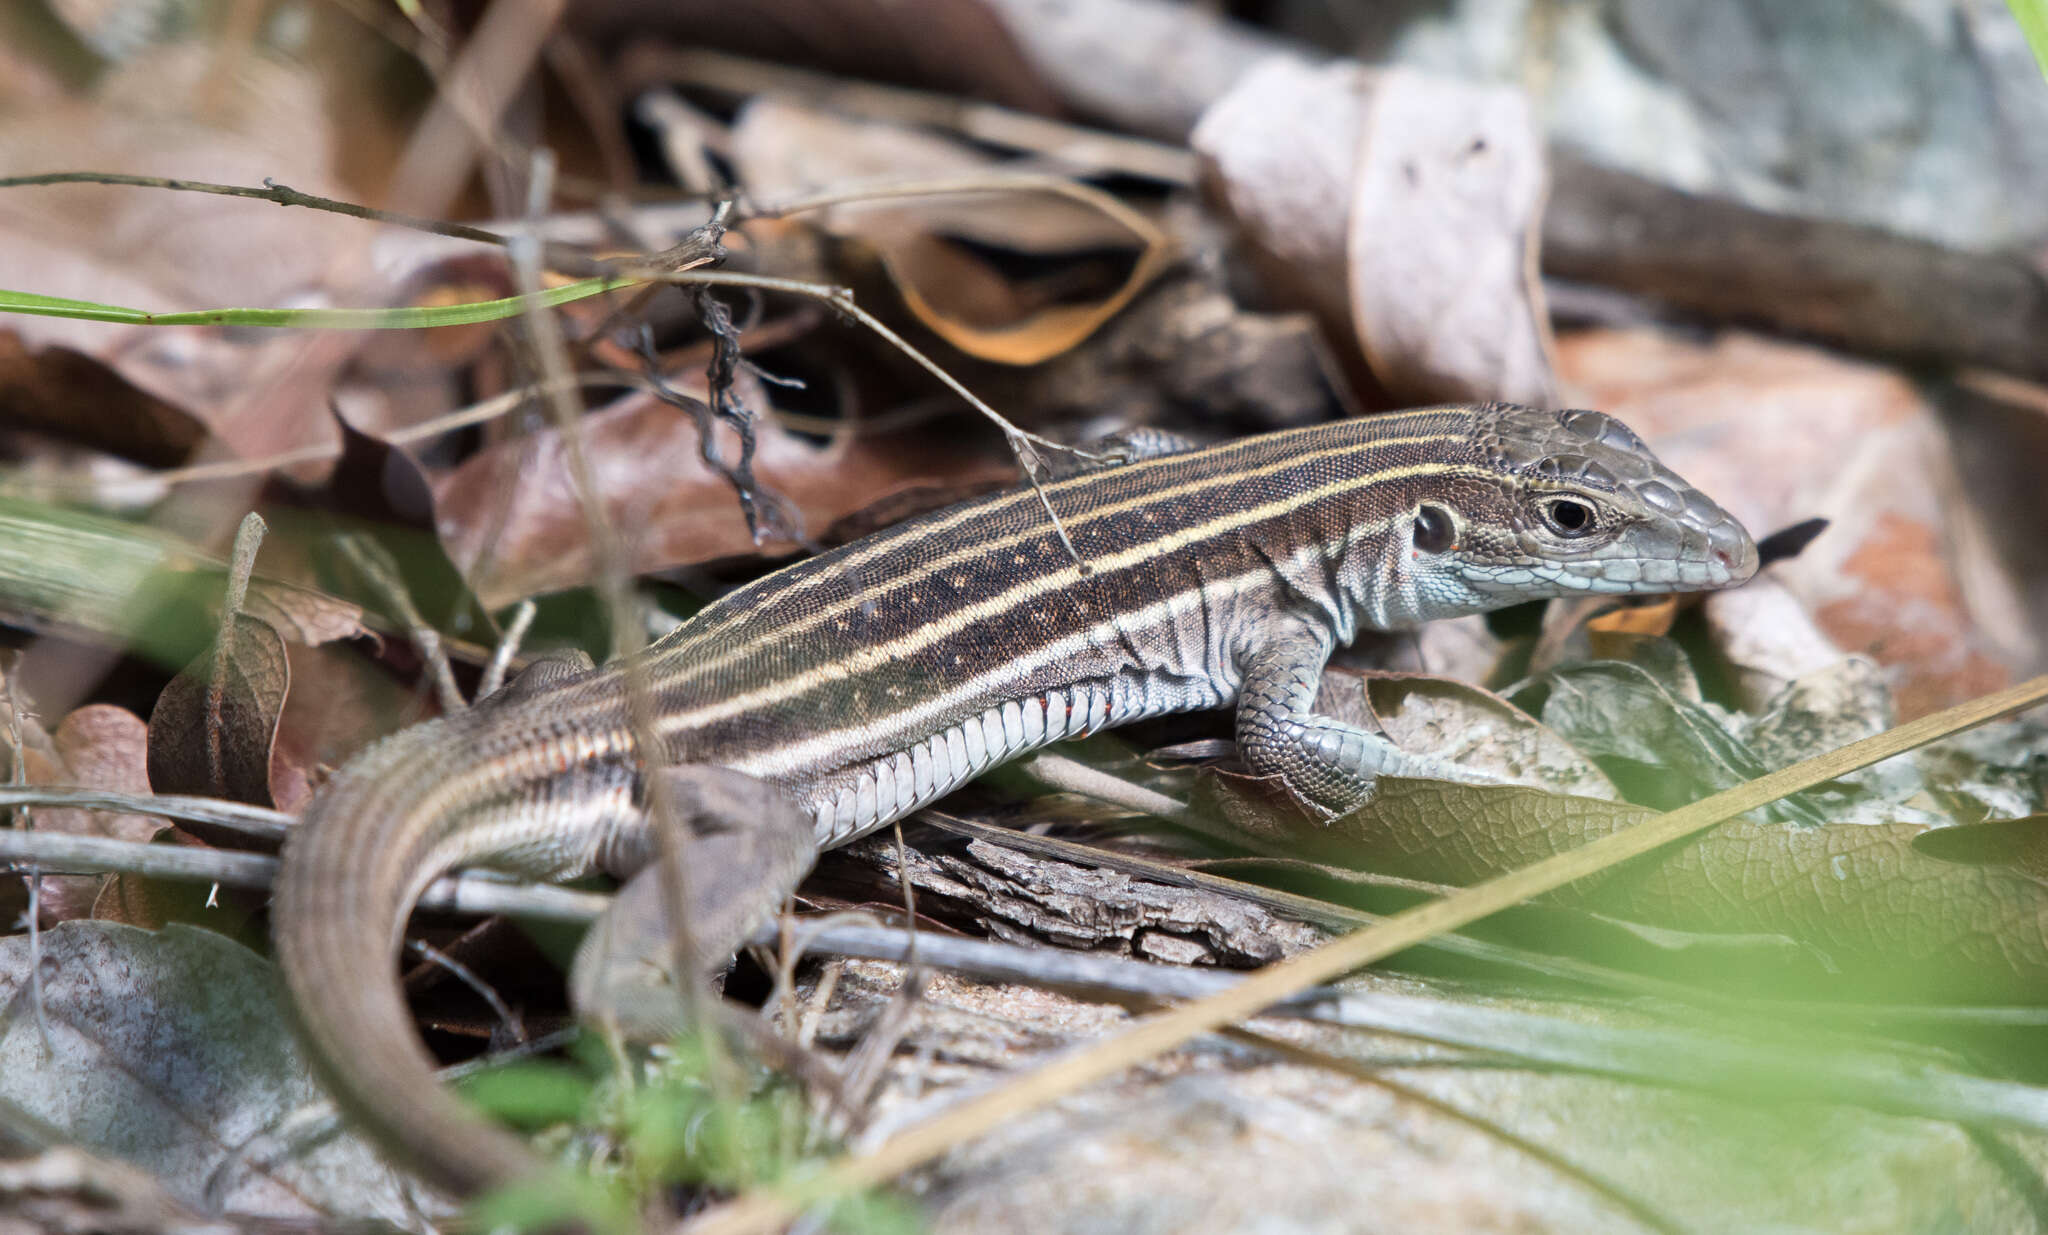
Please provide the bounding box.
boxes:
[271,402,1757,1195]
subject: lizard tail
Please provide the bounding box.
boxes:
[272,716,546,1197]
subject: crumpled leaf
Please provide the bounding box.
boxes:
[0,922,428,1221]
[729,97,1172,365]
[1528,657,1825,824]
[1319,670,1618,801]
[1191,58,1554,405]
[146,612,288,811]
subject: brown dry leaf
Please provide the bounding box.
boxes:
[1559,328,2027,718]
[1586,596,1678,639]
[0,45,363,457]
[145,612,289,810]
[1191,58,1555,406]
[433,390,1017,608]
[239,578,374,650]
[268,641,427,818]
[0,333,210,468]
[990,272,1362,433]
[729,97,1172,365]
[317,413,487,635]
[90,827,252,935]
[9,704,160,925]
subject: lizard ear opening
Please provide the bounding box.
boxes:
[1413,504,1456,553]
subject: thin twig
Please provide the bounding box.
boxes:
[0,826,605,922]
[0,786,290,840]
[0,172,513,248]
[408,938,526,1046]
[1,665,50,1051]
[334,534,465,713]
[479,600,537,699]
[1017,752,1192,822]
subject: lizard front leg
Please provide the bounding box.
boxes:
[1234,613,1494,814]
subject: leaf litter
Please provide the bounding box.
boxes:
[3,4,2048,1232]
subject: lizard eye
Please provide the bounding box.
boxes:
[1541,497,1597,537]
[1413,504,1456,553]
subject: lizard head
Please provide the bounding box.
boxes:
[1380,403,1757,617]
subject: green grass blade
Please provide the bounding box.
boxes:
[0,276,636,330]
[2013,0,2048,81]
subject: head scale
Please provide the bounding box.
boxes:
[1357,403,1757,625]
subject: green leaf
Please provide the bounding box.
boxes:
[458,1059,598,1128]
[2013,0,2048,81]
[0,276,635,330]
[468,1168,638,1235]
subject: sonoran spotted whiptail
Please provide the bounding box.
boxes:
[272,402,1757,1194]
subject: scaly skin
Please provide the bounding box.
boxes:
[272,404,1757,1194]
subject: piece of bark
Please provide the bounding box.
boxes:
[826,834,1323,967]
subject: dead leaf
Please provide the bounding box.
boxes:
[1349,68,1556,405]
[0,45,365,458]
[1319,670,1619,802]
[1191,58,1555,405]
[432,389,1017,608]
[266,640,423,818]
[239,578,373,650]
[310,412,486,635]
[989,272,1362,434]
[91,827,253,936]
[1701,574,1852,713]
[0,333,210,468]
[1585,596,1678,639]
[6,703,159,924]
[0,922,431,1219]
[729,97,1172,365]
[1532,658,1822,822]
[146,612,288,811]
